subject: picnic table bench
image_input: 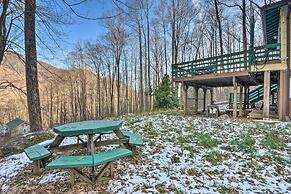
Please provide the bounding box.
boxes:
[24,144,52,174]
[122,130,144,147]
[47,148,132,185]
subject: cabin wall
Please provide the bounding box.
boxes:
[10,123,30,137]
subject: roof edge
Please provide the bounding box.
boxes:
[260,0,288,11]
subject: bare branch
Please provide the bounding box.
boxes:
[62,0,124,20]
[218,1,243,11]
[0,81,27,95]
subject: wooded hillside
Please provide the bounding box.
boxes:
[0,52,139,127]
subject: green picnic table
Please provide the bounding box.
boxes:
[48,120,144,185]
[49,120,127,152]
[25,120,144,185]
[53,120,123,137]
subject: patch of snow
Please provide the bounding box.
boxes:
[60,136,77,146]
[38,172,66,185]
[38,139,54,147]
[0,152,31,192]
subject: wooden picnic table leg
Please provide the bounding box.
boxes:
[89,134,96,182]
[113,129,131,149]
[110,163,114,178]
[87,135,91,151]
[70,170,75,188]
[49,135,65,148]
[33,160,41,175]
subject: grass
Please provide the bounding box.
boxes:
[183,146,199,157]
[231,133,256,153]
[185,126,198,132]
[198,133,220,148]
[262,131,286,150]
[244,161,264,170]
[177,136,192,144]
[271,151,288,165]
[127,119,141,125]
[136,110,182,117]
[187,168,199,176]
[26,132,55,148]
[217,186,235,194]
[146,129,158,138]
[148,140,155,146]
[205,151,223,165]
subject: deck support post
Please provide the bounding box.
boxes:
[183,82,189,114]
[246,87,250,109]
[233,77,238,118]
[194,87,199,113]
[210,88,214,105]
[278,70,289,120]
[263,71,271,119]
[203,88,207,113]
[278,5,290,121]
[243,86,247,109]
[239,86,243,117]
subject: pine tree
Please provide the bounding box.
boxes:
[154,75,178,109]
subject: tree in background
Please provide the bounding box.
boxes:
[154,74,178,109]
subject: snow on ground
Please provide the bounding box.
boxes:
[0,136,76,192]
[109,114,291,193]
[0,153,31,192]
[38,172,67,185]
[0,113,290,193]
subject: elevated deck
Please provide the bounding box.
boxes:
[172,43,282,87]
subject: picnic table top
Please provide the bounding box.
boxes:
[53,120,123,137]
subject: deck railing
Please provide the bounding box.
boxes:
[228,84,278,108]
[172,43,281,79]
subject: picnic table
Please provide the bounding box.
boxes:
[25,120,144,185]
[49,120,128,153]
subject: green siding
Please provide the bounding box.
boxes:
[265,7,280,45]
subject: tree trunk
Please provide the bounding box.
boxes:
[214,0,223,56]
[146,1,151,111]
[25,0,42,131]
[242,0,247,68]
[171,0,176,64]
[0,0,9,65]
[138,23,144,112]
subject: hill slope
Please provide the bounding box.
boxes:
[0,52,136,127]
